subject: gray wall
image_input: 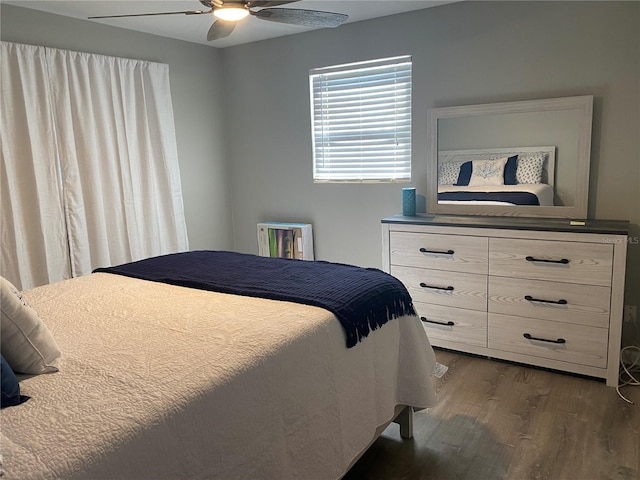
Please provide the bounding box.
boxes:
[1,3,234,252]
[220,1,639,343]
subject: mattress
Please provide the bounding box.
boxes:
[0,272,437,480]
[438,184,554,206]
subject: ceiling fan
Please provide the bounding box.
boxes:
[88,1,349,41]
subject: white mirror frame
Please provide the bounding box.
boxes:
[426,95,593,219]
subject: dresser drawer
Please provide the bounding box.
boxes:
[488,313,608,368]
[488,277,611,328]
[414,302,487,347]
[390,232,488,274]
[391,265,486,311]
[489,238,613,286]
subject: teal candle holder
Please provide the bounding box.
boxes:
[402,187,416,216]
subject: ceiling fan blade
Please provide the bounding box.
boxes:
[252,8,348,28]
[207,20,237,41]
[248,1,300,7]
[89,10,210,20]
[199,0,224,8]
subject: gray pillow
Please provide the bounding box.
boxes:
[0,276,61,374]
[438,161,463,185]
[516,153,545,184]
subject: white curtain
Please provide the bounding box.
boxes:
[48,48,188,277]
[0,42,189,289]
[0,42,71,289]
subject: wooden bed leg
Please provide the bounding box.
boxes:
[393,406,414,439]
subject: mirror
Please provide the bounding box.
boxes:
[426,95,593,219]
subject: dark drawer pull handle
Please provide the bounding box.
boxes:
[525,256,570,264]
[421,317,455,327]
[419,282,454,291]
[524,295,568,305]
[523,333,566,344]
[419,248,454,255]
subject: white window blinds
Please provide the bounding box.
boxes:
[310,55,412,182]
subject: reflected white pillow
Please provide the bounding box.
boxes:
[0,276,61,374]
[468,158,508,186]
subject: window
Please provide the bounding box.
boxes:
[309,56,412,182]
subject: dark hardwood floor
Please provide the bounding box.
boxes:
[344,349,640,480]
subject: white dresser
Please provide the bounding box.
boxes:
[382,215,628,386]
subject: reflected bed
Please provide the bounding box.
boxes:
[437,146,556,207]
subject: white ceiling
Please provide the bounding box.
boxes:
[5,1,457,48]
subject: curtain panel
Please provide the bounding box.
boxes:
[0,42,189,290]
[0,42,71,288]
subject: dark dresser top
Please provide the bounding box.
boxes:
[382,214,629,235]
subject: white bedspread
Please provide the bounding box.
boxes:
[438,183,554,206]
[0,273,437,480]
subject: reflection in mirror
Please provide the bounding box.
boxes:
[426,96,593,219]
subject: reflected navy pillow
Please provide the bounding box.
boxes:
[455,161,473,186]
[504,155,519,185]
[1,355,28,408]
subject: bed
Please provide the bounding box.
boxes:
[437,146,556,206]
[0,251,438,480]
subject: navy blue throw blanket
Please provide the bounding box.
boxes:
[94,251,416,348]
[438,191,541,205]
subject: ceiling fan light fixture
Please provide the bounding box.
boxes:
[213,5,250,22]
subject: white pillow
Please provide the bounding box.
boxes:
[468,158,508,186]
[516,153,545,184]
[1,276,61,374]
[438,161,463,185]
